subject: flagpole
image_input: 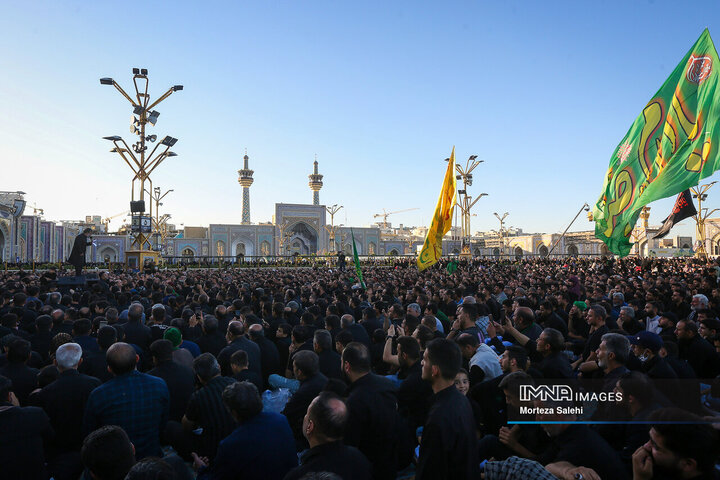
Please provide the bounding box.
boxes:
[548,203,590,255]
[691,182,718,260]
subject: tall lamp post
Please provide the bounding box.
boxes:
[99,68,182,268]
[494,212,509,255]
[691,182,718,260]
[455,154,486,256]
[144,186,173,253]
[325,204,343,253]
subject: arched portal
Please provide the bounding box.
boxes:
[98,246,118,263]
[538,245,549,257]
[493,247,500,258]
[0,228,4,261]
[388,249,399,256]
[514,246,523,259]
[567,244,579,257]
[287,222,318,255]
[182,247,196,258]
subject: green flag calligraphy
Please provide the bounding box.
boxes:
[593,29,720,256]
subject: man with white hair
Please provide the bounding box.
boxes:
[689,294,709,323]
[30,343,101,480]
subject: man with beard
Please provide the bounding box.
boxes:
[688,294,709,323]
[632,408,719,480]
[676,320,720,379]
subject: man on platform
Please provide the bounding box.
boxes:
[68,228,93,277]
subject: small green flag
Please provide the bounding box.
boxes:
[351,229,366,289]
[594,29,720,256]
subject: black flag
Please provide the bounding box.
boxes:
[653,189,697,239]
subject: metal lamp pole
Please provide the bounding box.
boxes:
[691,182,718,260]
[99,68,182,252]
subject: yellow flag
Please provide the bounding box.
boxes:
[417,147,457,271]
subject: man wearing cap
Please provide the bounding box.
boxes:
[567,301,589,341]
[657,312,678,337]
[630,331,684,409]
[164,328,195,370]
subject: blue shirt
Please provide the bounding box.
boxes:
[198,412,297,480]
[83,370,169,459]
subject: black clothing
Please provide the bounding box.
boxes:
[79,350,113,383]
[345,373,401,480]
[416,385,480,480]
[0,402,54,480]
[283,372,328,450]
[283,441,372,480]
[68,232,92,275]
[29,369,99,452]
[317,348,343,380]
[184,376,237,459]
[582,325,609,361]
[276,336,292,373]
[540,312,568,339]
[679,335,720,379]
[397,360,432,430]
[0,362,38,405]
[233,369,264,392]
[218,337,262,377]
[537,352,573,379]
[470,373,507,436]
[148,360,196,422]
[343,323,371,348]
[121,320,153,352]
[196,331,227,358]
[29,331,52,363]
[538,424,629,480]
[73,334,100,355]
[253,335,282,384]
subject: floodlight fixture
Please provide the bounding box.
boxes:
[141,68,148,75]
[172,85,183,91]
[100,77,114,85]
[458,189,467,195]
[132,68,140,74]
[146,135,157,142]
[133,106,144,116]
[147,110,160,126]
[130,124,139,135]
[166,151,178,157]
[161,136,178,147]
[103,136,122,141]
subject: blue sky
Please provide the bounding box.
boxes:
[1,1,719,238]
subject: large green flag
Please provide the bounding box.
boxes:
[351,229,366,289]
[594,29,720,256]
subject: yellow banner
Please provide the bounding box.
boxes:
[417,147,457,271]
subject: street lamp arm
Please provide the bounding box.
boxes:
[111,81,138,107]
[118,139,142,170]
[114,148,140,174]
[146,153,170,177]
[146,87,176,111]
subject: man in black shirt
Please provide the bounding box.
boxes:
[168,353,236,460]
[416,339,479,480]
[230,349,263,392]
[573,305,609,375]
[396,335,432,431]
[284,392,372,480]
[313,329,342,380]
[0,375,54,480]
[248,323,282,387]
[343,342,400,480]
[147,339,195,423]
[217,320,262,378]
[30,343,100,480]
[282,350,328,451]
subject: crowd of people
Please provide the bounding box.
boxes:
[1,256,720,479]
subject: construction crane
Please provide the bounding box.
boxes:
[373,208,419,229]
[103,211,129,232]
